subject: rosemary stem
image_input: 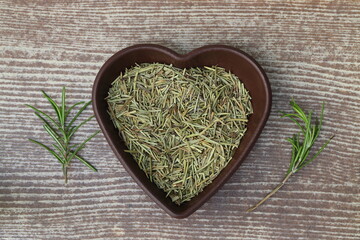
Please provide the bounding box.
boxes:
[247,171,294,212]
[63,131,69,183]
[62,164,68,184]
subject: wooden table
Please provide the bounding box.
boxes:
[1,1,359,239]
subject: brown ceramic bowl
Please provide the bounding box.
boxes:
[92,44,271,218]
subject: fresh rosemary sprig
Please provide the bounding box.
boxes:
[247,99,334,212]
[27,87,100,183]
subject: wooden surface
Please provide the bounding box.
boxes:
[1,0,359,239]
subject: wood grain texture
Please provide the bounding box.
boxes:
[0,0,359,239]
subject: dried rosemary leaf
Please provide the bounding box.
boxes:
[107,63,252,205]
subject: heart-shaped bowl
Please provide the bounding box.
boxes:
[92,44,271,218]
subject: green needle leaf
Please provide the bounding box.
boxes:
[65,101,85,118]
[281,113,306,135]
[68,130,100,161]
[68,115,95,139]
[52,144,66,159]
[298,135,334,170]
[43,124,66,153]
[74,154,97,172]
[61,86,66,126]
[29,138,64,164]
[26,104,61,129]
[41,90,62,125]
[67,100,92,130]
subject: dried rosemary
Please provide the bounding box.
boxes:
[107,63,252,204]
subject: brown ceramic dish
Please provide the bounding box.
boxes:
[92,44,271,218]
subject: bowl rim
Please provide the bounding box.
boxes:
[92,44,272,218]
